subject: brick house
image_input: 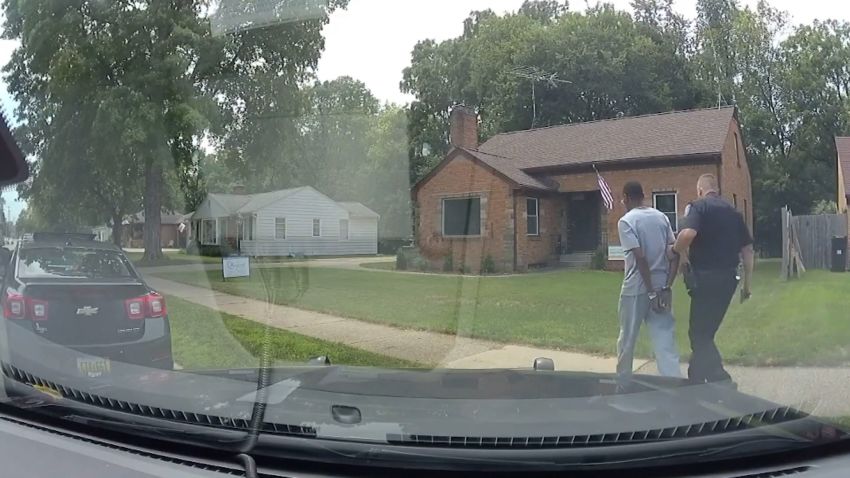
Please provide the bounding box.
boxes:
[412,106,753,272]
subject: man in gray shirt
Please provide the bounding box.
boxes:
[616,181,682,392]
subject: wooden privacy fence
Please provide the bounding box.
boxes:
[781,206,847,279]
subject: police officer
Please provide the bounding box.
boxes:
[672,174,754,386]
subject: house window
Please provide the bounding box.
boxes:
[202,219,217,245]
[653,192,678,231]
[340,219,349,240]
[238,216,254,241]
[275,218,286,240]
[246,215,255,240]
[526,198,539,236]
[442,197,481,236]
[312,218,321,237]
[734,132,741,168]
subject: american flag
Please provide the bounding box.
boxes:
[595,166,614,210]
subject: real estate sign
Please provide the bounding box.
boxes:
[608,246,625,261]
[223,256,250,279]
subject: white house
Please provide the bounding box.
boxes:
[191,186,379,256]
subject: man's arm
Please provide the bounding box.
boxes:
[666,248,681,288]
[632,247,656,293]
[618,218,654,293]
[672,228,697,258]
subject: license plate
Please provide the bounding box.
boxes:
[77,357,111,378]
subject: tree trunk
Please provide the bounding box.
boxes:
[111,212,123,248]
[142,161,164,262]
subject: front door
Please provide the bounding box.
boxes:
[567,192,600,252]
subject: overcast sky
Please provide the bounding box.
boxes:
[1,0,848,221]
[317,0,850,105]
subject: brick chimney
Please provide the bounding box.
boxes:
[449,105,478,150]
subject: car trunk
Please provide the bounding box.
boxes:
[22,282,149,346]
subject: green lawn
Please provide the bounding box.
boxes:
[166,296,419,369]
[159,261,850,367]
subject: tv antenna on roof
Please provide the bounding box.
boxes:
[510,66,572,128]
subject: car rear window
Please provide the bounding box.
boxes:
[17,248,133,279]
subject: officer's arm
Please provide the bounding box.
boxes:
[672,228,697,258]
[672,203,701,260]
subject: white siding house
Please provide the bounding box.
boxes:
[191,186,379,256]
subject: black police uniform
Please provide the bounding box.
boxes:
[681,193,753,384]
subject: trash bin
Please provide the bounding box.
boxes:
[832,236,848,272]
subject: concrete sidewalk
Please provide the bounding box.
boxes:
[144,273,850,417]
[144,275,636,372]
[139,256,395,276]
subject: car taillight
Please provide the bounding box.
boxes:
[147,293,166,318]
[125,293,166,320]
[29,299,48,321]
[125,297,145,320]
[3,292,25,320]
[3,293,49,321]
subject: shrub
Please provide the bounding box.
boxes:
[396,248,408,270]
[481,255,496,274]
[590,246,607,270]
[442,254,454,272]
[412,257,429,271]
[379,238,412,255]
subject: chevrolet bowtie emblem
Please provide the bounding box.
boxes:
[76,306,99,316]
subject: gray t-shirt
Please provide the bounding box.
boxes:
[618,207,675,296]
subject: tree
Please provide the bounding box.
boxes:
[401,4,705,183]
[4,0,348,261]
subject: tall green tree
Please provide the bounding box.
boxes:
[5,0,347,259]
[401,4,706,184]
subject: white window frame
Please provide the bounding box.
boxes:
[441,196,482,237]
[526,197,539,236]
[201,219,218,245]
[312,218,321,237]
[653,192,678,232]
[275,217,286,240]
[339,219,349,240]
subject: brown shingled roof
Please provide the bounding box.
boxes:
[461,148,554,190]
[478,106,735,170]
[837,137,850,195]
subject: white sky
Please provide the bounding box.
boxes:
[317,0,850,105]
[1,0,848,221]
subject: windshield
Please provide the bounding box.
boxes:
[0,0,848,473]
[17,247,133,279]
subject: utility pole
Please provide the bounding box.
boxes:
[510,66,572,128]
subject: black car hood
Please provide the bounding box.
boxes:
[1,357,815,442]
[0,352,841,472]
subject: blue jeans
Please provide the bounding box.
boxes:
[617,294,682,384]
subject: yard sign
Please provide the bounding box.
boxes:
[222,256,250,279]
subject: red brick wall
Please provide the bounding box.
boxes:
[415,153,514,272]
[549,161,720,251]
[720,120,754,233]
[515,194,560,268]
